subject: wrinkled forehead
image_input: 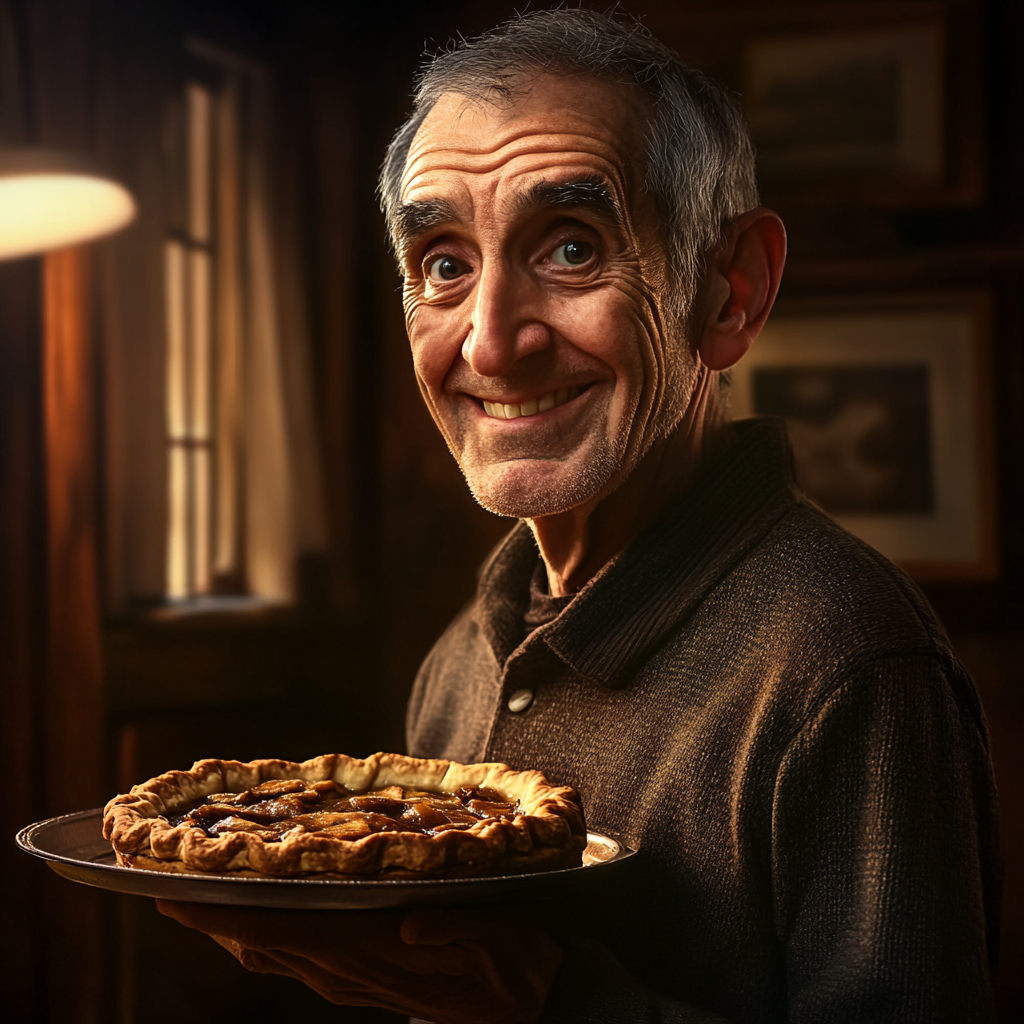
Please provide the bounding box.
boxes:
[399,74,653,204]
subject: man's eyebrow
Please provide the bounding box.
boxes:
[394,198,458,255]
[511,177,623,225]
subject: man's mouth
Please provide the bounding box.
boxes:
[480,386,581,420]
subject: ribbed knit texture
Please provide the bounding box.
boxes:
[407,418,1001,1023]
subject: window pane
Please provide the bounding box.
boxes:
[193,445,211,594]
[189,248,212,440]
[167,444,189,599]
[165,240,187,439]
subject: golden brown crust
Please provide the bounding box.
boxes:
[103,753,587,878]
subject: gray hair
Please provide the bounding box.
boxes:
[378,8,759,322]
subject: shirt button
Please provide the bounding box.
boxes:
[507,689,534,713]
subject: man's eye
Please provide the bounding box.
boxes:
[551,241,594,266]
[427,255,468,282]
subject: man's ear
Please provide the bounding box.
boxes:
[696,209,787,372]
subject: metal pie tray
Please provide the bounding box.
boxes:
[16,809,635,910]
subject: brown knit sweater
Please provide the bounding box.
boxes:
[406,418,1001,1023]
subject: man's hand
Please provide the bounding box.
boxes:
[156,900,563,1024]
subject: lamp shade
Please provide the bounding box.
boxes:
[0,147,136,260]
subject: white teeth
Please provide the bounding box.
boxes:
[482,386,581,420]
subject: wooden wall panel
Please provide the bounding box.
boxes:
[44,247,104,816]
[41,248,107,1024]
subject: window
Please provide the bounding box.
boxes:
[162,43,327,605]
[164,59,247,601]
[165,81,216,598]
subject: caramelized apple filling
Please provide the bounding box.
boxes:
[168,778,519,843]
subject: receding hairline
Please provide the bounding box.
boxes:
[405,69,653,161]
[380,6,760,328]
[422,63,652,110]
[391,72,653,253]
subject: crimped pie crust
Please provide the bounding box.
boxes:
[102,752,587,878]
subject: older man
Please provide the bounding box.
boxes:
[163,10,1000,1023]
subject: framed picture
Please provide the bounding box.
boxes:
[741,19,981,205]
[731,293,997,581]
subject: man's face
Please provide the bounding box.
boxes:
[397,74,696,518]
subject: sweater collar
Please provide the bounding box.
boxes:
[474,418,802,687]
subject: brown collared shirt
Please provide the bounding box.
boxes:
[407,418,1001,1023]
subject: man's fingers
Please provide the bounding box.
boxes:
[155,900,287,953]
[155,899,339,958]
[156,900,408,955]
[157,899,458,979]
[155,898,274,945]
[155,898,202,926]
[200,932,305,982]
[207,930,388,999]
[156,898,561,1021]
[234,947,306,980]
[401,906,557,950]
[401,908,489,946]
[257,948,429,1015]
[265,949,389,1003]
[210,933,244,957]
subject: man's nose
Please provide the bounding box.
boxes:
[462,262,551,377]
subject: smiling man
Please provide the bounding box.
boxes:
[387,56,779,596]
[392,70,767,593]
[383,8,1000,1021]
[162,10,1000,1023]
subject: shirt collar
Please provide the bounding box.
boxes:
[473,418,802,687]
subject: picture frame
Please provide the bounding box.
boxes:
[741,18,982,206]
[731,292,997,581]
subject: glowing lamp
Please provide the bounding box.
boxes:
[0,147,136,260]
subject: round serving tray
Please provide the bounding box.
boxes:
[16,808,635,910]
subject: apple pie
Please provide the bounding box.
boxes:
[102,752,587,878]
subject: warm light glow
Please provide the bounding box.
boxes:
[167,446,189,599]
[193,447,211,593]
[165,240,186,437]
[0,173,136,260]
[189,249,212,439]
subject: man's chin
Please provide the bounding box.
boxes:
[461,454,618,520]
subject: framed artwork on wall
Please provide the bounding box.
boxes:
[731,292,997,581]
[742,17,982,205]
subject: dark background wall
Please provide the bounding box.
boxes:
[1,1,1021,1021]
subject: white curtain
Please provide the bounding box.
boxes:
[242,60,328,599]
